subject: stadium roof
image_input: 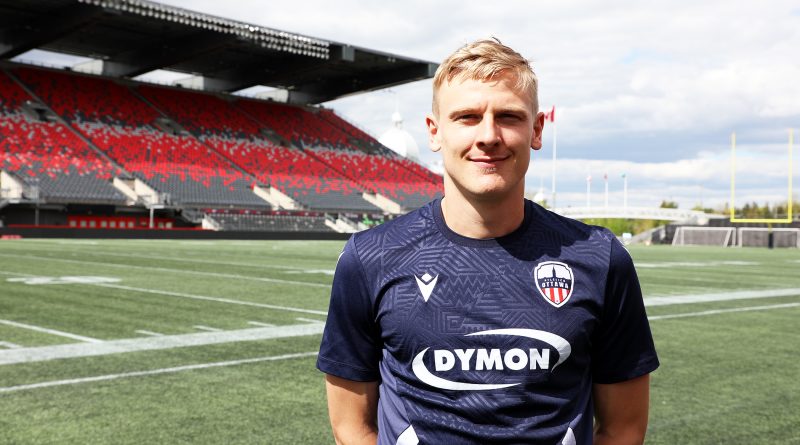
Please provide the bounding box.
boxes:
[0,0,437,104]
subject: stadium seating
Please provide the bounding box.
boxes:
[206,212,334,232]
[0,70,126,204]
[15,68,269,208]
[237,99,356,150]
[76,123,267,208]
[139,85,263,139]
[213,138,379,211]
[16,67,159,126]
[133,86,379,211]
[2,65,443,216]
[307,147,441,207]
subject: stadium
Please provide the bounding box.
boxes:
[1,1,798,444]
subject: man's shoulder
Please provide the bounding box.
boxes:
[528,200,615,244]
[350,200,438,254]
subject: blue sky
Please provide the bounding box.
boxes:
[17,0,799,210]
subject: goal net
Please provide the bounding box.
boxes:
[672,226,735,247]
[737,228,800,248]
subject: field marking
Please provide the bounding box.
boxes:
[0,321,324,365]
[0,351,318,394]
[0,253,329,288]
[193,325,222,332]
[649,302,800,321]
[0,270,326,317]
[0,319,102,343]
[636,260,759,269]
[247,321,275,327]
[92,283,328,316]
[7,276,121,285]
[0,341,22,349]
[0,270,37,277]
[645,288,800,306]
[135,330,164,337]
[296,317,326,324]
[1,242,328,272]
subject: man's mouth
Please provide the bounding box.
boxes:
[469,155,509,169]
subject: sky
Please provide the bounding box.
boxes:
[17,0,800,210]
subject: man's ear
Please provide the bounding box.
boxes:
[426,114,441,152]
[531,111,545,151]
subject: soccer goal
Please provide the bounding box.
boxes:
[737,227,800,248]
[672,226,735,247]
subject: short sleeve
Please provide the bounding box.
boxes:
[316,235,382,381]
[591,236,659,384]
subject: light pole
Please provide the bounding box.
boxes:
[586,175,591,208]
[621,173,628,210]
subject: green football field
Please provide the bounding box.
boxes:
[0,238,798,444]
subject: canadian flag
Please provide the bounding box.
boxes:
[544,105,555,122]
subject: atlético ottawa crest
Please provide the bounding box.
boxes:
[534,261,575,308]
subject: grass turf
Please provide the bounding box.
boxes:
[0,239,798,444]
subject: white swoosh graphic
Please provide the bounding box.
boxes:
[411,348,519,391]
[466,328,572,370]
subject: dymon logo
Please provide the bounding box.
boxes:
[534,261,575,307]
[411,328,571,391]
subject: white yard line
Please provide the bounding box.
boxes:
[92,283,328,316]
[649,302,800,321]
[636,260,759,268]
[135,330,164,337]
[0,341,22,349]
[13,244,312,271]
[0,319,102,343]
[0,321,324,365]
[296,317,326,324]
[0,351,318,394]
[193,325,222,332]
[0,253,329,288]
[0,270,37,277]
[1,270,327,317]
[645,288,800,306]
[247,321,275,327]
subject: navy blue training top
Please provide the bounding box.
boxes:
[318,199,659,445]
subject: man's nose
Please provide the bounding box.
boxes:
[476,116,500,148]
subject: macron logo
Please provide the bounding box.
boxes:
[414,273,438,302]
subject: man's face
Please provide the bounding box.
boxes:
[427,73,543,203]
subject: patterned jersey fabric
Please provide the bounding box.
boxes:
[318,199,659,444]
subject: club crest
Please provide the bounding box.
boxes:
[534,261,574,307]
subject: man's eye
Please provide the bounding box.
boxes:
[457,114,479,121]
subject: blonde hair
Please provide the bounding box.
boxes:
[432,38,538,115]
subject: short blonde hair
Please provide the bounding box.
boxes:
[432,38,538,115]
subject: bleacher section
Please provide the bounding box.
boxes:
[0,70,126,204]
[1,64,444,225]
[214,139,378,211]
[308,147,441,208]
[206,212,333,232]
[15,68,269,208]
[139,85,380,212]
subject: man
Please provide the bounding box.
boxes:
[317,38,659,445]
